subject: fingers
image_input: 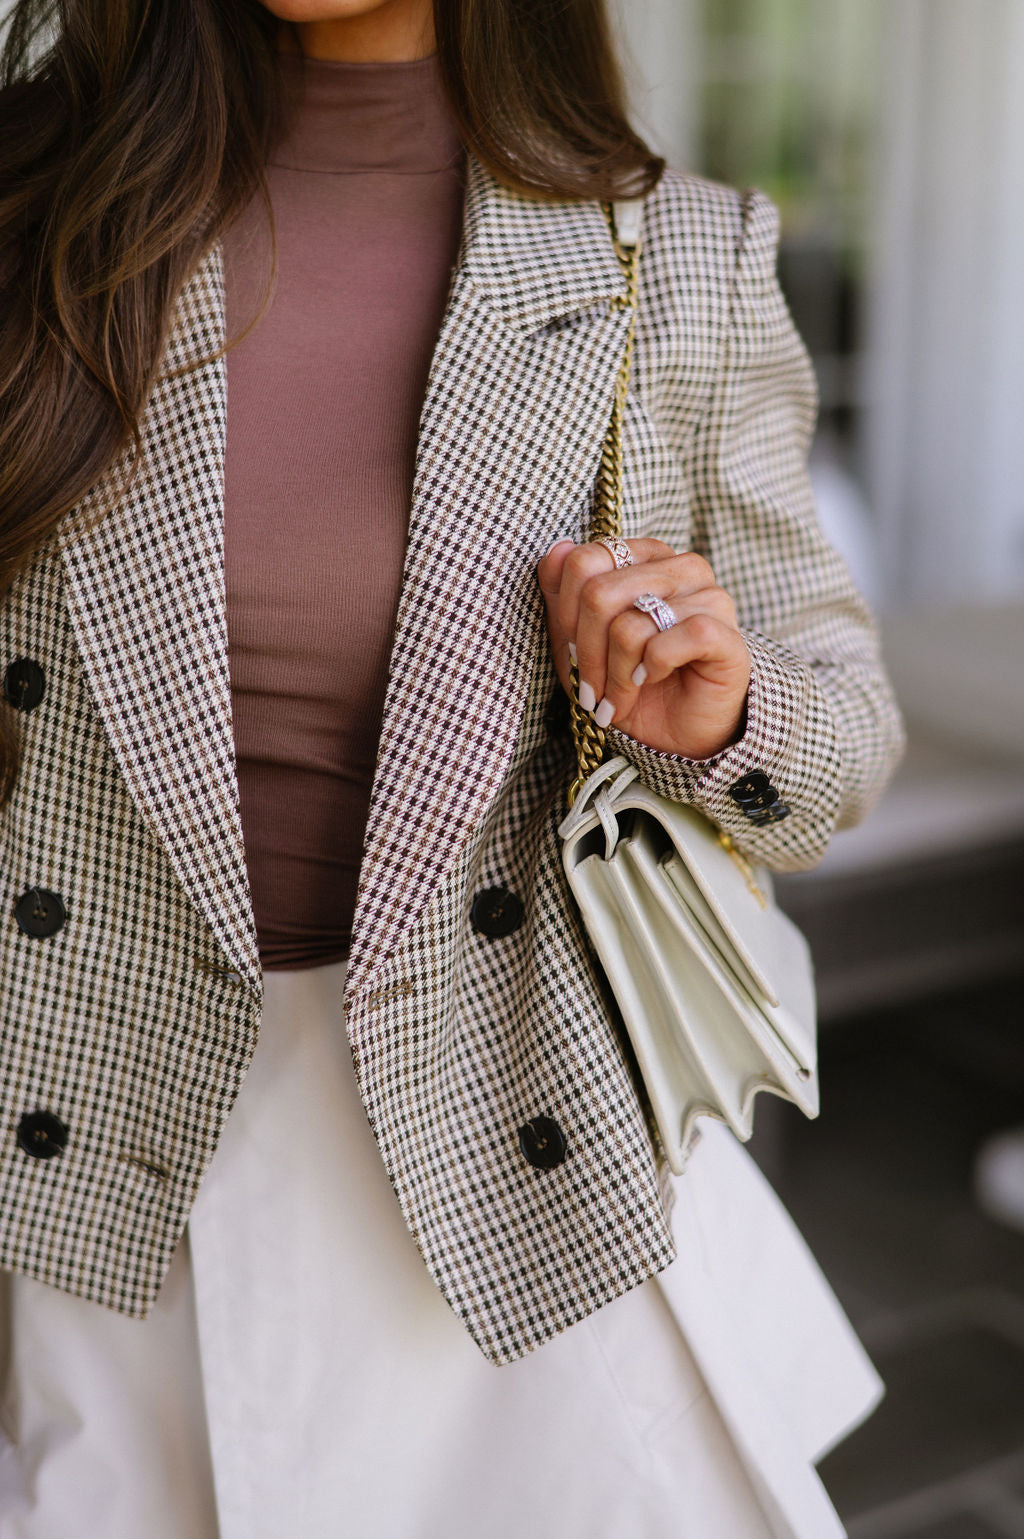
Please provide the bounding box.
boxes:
[535,538,577,603]
[536,539,575,676]
[537,537,750,759]
[589,599,743,723]
[536,536,685,691]
[536,538,743,725]
[558,541,711,663]
[572,556,733,713]
[606,605,750,718]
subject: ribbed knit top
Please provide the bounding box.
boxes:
[222,53,465,970]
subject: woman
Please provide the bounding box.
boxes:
[0,0,904,1534]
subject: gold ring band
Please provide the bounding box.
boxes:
[592,535,634,570]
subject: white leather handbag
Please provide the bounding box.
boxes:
[559,201,820,1174]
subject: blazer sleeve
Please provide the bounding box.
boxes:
[604,186,905,872]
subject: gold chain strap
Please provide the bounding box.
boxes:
[715,832,769,909]
[565,209,770,906]
[568,205,640,807]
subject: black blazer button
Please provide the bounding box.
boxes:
[3,658,46,713]
[728,771,781,817]
[470,885,524,938]
[728,771,775,806]
[749,801,790,826]
[728,770,772,802]
[14,887,67,939]
[16,1110,69,1160]
[518,1116,567,1170]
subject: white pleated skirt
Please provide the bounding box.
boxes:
[0,960,838,1539]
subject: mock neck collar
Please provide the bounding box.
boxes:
[271,52,463,176]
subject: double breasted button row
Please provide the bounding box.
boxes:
[3,658,46,713]
[471,890,565,1170]
[5,658,65,939]
[728,770,790,826]
[14,887,67,939]
[14,1102,566,1173]
[7,659,77,1168]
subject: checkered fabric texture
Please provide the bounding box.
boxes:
[0,158,904,1363]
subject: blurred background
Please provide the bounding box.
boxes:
[615,3,1024,1535]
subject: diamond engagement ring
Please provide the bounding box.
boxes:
[633,592,677,632]
[593,535,635,570]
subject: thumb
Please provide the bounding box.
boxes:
[536,538,575,691]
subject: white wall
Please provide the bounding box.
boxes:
[612,0,699,171]
[866,0,1024,604]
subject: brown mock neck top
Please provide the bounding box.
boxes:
[222,53,465,970]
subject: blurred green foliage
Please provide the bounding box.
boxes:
[698,0,881,264]
[697,0,884,421]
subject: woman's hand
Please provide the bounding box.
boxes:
[537,538,752,761]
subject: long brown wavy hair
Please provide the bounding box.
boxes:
[0,0,663,803]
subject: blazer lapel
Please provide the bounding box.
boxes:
[59,245,261,993]
[345,157,633,998]
[57,160,633,1002]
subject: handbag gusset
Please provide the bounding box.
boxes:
[559,756,818,1173]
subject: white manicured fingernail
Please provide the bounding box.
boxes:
[632,663,647,687]
[578,680,596,713]
[546,538,575,556]
[568,641,577,665]
[594,697,615,728]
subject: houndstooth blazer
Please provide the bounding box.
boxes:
[0,155,903,1364]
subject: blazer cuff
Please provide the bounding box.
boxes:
[602,631,842,870]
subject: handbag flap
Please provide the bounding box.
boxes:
[559,759,819,1165]
[613,779,795,1012]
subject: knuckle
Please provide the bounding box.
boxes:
[607,609,644,647]
[679,552,715,584]
[683,612,721,647]
[696,591,728,627]
[579,577,618,618]
[566,544,607,580]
